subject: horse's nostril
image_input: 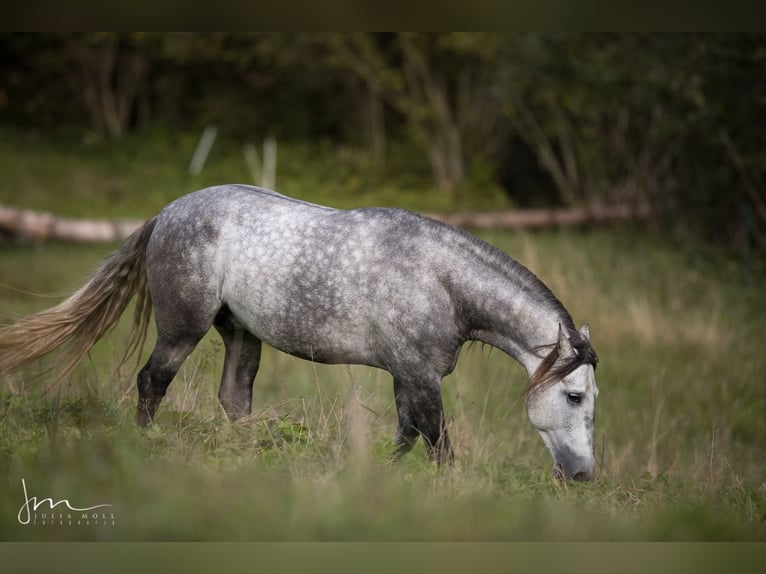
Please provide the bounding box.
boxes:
[572,470,591,482]
[553,463,593,482]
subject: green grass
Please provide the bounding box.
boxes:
[0,229,764,541]
[0,130,764,540]
[0,127,508,218]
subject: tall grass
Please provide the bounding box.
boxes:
[0,227,763,541]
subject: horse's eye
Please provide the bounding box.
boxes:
[566,392,583,405]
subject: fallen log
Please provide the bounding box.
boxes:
[0,201,651,244]
[425,202,651,230]
[0,205,145,243]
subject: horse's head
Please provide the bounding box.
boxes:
[525,323,599,481]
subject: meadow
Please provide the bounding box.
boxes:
[0,130,764,540]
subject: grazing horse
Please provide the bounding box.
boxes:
[0,185,599,480]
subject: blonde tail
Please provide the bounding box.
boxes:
[0,217,157,382]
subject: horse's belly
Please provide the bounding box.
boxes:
[226,297,380,367]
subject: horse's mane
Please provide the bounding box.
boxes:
[524,330,598,396]
[419,213,597,395]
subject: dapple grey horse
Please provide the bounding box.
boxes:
[0,185,599,480]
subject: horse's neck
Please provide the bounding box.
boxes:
[454,253,568,376]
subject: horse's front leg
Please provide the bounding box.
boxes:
[392,374,453,465]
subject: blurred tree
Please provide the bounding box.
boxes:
[155,33,360,142]
[496,33,766,247]
[0,33,83,131]
[70,33,154,140]
[500,34,686,207]
[327,33,509,191]
[1,33,764,249]
[1,33,155,140]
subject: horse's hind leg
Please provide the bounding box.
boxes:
[136,292,215,426]
[137,332,205,426]
[213,306,262,421]
[392,375,453,465]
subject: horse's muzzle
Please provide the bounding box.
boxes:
[553,461,595,482]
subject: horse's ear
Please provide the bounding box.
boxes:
[557,323,575,358]
[578,324,590,342]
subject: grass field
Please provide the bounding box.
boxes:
[0,229,763,541]
[0,130,764,541]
